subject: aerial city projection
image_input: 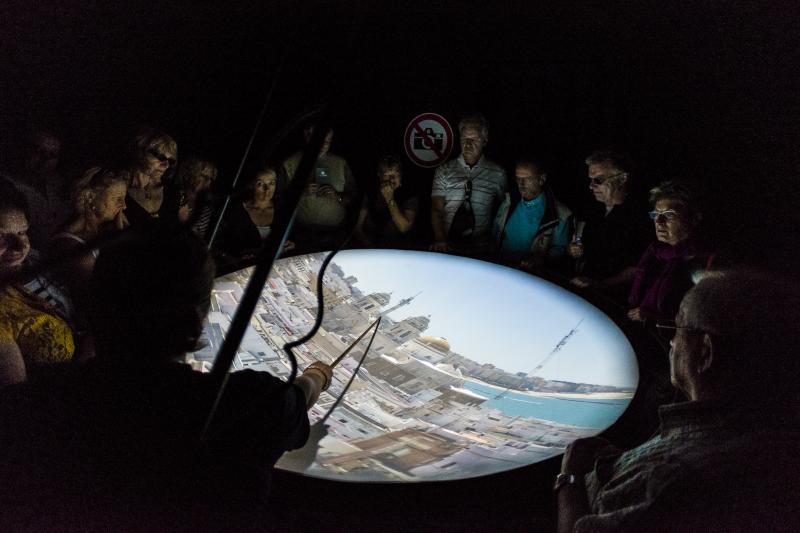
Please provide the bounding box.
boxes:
[190,250,638,482]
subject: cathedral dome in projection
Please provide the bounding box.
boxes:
[199,249,639,482]
[417,335,450,353]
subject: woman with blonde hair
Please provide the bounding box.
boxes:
[124,127,180,227]
[50,167,128,312]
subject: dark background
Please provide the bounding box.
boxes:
[2,0,799,528]
[4,1,799,267]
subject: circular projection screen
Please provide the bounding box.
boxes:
[191,250,638,482]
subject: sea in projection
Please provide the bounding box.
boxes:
[191,249,638,482]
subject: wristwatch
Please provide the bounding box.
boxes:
[553,473,582,492]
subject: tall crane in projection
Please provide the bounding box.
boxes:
[528,319,584,377]
[380,291,422,317]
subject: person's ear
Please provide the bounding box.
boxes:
[696,332,714,375]
[540,173,548,184]
[80,190,96,213]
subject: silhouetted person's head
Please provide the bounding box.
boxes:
[24,129,61,177]
[90,226,215,363]
[669,269,800,403]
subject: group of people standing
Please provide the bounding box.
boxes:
[0,115,795,531]
[426,114,711,328]
[0,128,336,530]
[0,114,713,387]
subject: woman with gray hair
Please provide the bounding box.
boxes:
[626,180,712,323]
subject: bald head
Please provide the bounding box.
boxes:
[675,270,800,399]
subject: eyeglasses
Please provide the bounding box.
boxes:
[147,148,176,166]
[655,319,704,342]
[588,171,626,186]
[648,209,680,221]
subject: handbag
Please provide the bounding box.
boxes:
[447,178,474,243]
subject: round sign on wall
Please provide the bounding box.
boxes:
[404,112,454,168]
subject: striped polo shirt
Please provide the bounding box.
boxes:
[431,155,507,244]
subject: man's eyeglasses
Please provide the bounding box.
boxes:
[588,171,626,186]
[147,148,176,166]
[648,209,679,222]
[654,319,704,342]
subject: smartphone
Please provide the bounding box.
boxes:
[315,167,331,186]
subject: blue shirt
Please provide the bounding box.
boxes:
[501,194,569,260]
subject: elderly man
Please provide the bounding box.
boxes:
[430,113,507,254]
[556,270,800,533]
[493,157,571,267]
[569,150,649,300]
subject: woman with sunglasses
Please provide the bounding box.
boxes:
[123,127,180,228]
[627,180,711,323]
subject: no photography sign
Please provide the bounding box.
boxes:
[404,113,454,168]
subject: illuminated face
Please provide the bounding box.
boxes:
[587,161,623,205]
[378,165,402,190]
[252,171,277,203]
[460,127,486,165]
[144,143,176,180]
[515,164,545,201]
[0,209,31,274]
[94,182,127,222]
[652,198,692,246]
